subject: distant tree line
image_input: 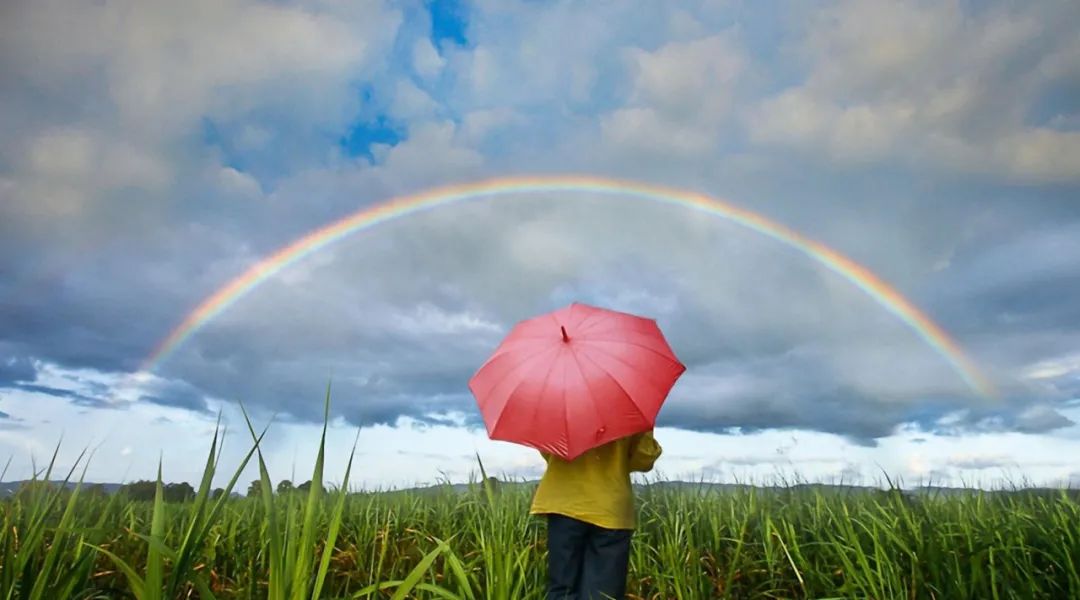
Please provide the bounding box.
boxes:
[248,479,315,497]
[6,479,318,503]
[115,479,320,501]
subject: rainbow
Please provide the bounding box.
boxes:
[142,175,997,398]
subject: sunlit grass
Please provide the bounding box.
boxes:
[1,392,1078,599]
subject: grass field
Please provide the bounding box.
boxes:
[3,394,1078,599]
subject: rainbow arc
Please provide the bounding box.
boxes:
[142,175,996,399]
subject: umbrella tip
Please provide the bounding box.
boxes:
[560,325,569,343]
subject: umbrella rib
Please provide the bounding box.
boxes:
[526,345,563,443]
[579,343,677,395]
[571,309,605,335]
[577,349,648,423]
[477,345,554,394]
[558,349,571,456]
[575,312,649,337]
[566,341,605,441]
[482,347,558,430]
[578,338,683,368]
[481,339,557,366]
[548,313,563,336]
[490,346,561,441]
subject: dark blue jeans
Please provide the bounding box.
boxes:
[545,513,632,600]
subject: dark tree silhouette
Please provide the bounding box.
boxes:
[118,480,158,502]
[164,481,196,502]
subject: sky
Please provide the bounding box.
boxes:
[1,0,1079,491]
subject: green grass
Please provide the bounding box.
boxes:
[1,395,1078,599]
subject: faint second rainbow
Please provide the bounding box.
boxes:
[142,175,997,399]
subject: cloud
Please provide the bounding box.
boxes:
[929,404,1075,436]
[601,34,743,156]
[0,0,404,227]
[390,303,503,337]
[397,450,473,461]
[0,412,29,431]
[0,353,113,408]
[1025,353,1080,381]
[2,0,399,158]
[1012,404,1075,433]
[0,356,36,386]
[412,38,446,81]
[387,80,442,122]
[746,0,1080,182]
[946,454,1011,470]
[138,380,210,414]
[6,384,110,409]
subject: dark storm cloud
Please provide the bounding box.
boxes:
[0,348,110,407]
[8,384,111,409]
[0,355,35,385]
[660,378,949,445]
[928,405,1075,437]
[139,380,210,413]
[0,234,220,376]
[1010,405,1075,433]
[923,218,1080,335]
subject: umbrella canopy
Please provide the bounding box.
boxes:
[468,302,685,460]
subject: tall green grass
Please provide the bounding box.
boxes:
[1,393,1077,599]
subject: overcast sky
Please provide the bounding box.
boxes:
[2,0,1079,491]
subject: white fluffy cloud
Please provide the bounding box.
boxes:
[1,0,402,220]
[602,33,743,156]
[746,0,1080,182]
[412,37,446,81]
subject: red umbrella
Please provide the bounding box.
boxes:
[468,302,686,461]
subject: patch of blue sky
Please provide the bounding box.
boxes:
[339,116,404,162]
[336,82,406,161]
[427,0,468,48]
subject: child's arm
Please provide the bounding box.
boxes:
[628,430,662,472]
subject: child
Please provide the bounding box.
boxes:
[530,430,662,600]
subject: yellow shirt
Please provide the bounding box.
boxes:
[529,431,662,530]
